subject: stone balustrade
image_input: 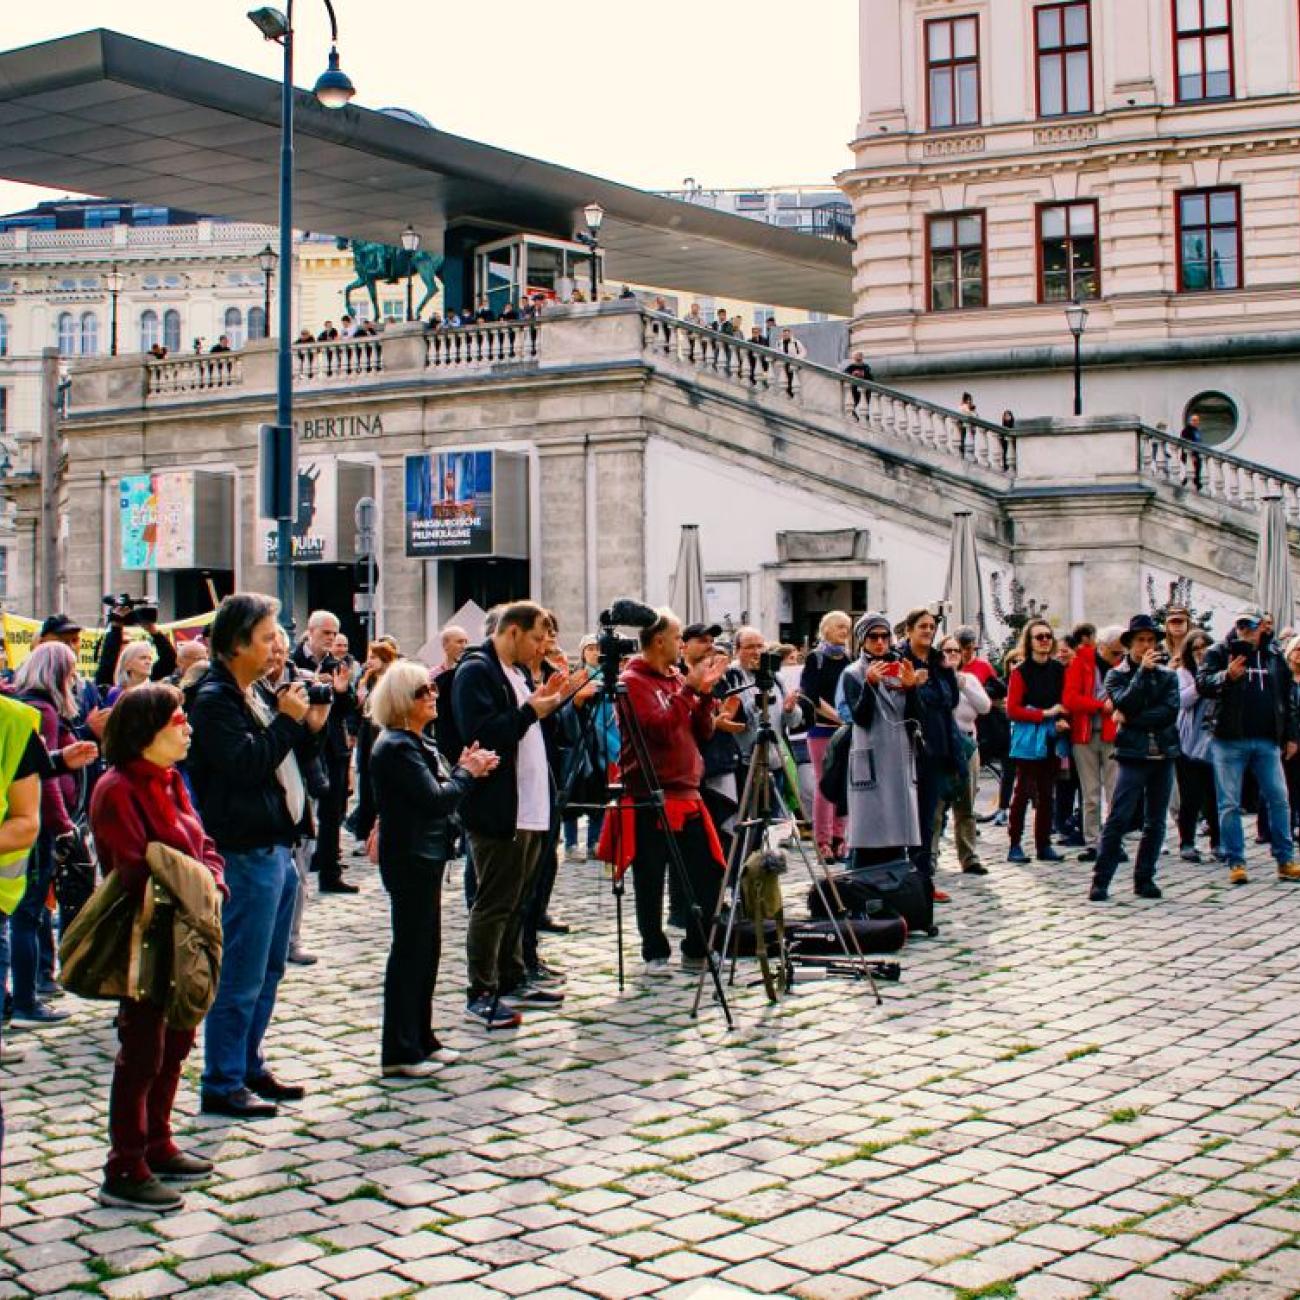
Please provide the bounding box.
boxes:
[425,319,540,370]
[1139,427,1300,521]
[145,352,242,396]
[292,336,384,383]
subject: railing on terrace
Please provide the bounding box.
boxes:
[292,336,383,382]
[146,353,242,396]
[642,312,1016,474]
[425,320,539,370]
[1139,427,1300,521]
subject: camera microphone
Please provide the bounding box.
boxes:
[603,597,659,629]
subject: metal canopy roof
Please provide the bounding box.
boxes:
[0,30,853,314]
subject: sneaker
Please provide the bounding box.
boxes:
[1228,863,1249,886]
[149,1151,214,1181]
[1180,846,1203,864]
[501,982,565,1007]
[991,810,1008,827]
[287,946,319,966]
[527,963,566,988]
[429,1046,461,1065]
[0,1041,28,1064]
[381,1060,442,1079]
[680,954,706,972]
[1078,848,1099,863]
[464,996,522,1030]
[9,1002,70,1025]
[537,915,570,935]
[932,888,951,903]
[36,980,64,1000]
[1134,882,1163,899]
[99,1174,184,1212]
[1088,886,1109,903]
[641,959,673,979]
[1278,862,1300,881]
[1037,848,1066,863]
[564,847,586,863]
[1007,845,1029,864]
[961,862,989,876]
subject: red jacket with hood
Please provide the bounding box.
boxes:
[617,656,715,797]
[1062,643,1120,745]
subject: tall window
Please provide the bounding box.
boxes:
[57,312,77,356]
[139,309,160,351]
[926,16,980,128]
[928,212,986,310]
[223,306,244,349]
[79,311,99,356]
[1174,0,1233,102]
[1036,3,1092,116]
[0,387,7,435]
[1177,188,1241,291]
[247,306,267,340]
[1039,202,1100,301]
[0,313,8,356]
[163,309,182,353]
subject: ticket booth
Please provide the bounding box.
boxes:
[474,234,604,313]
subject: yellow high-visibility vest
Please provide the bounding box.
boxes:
[0,695,42,915]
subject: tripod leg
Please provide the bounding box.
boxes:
[615,881,625,992]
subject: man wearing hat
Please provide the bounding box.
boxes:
[1197,606,1300,885]
[1088,615,1181,902]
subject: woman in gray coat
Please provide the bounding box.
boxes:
[835,612,924,867]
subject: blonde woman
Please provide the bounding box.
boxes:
[105,641,155,705]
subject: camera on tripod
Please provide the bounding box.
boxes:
[597,598,659,678]
[753,648,784,692]
[102,593,159,626]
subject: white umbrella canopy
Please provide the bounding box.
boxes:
[669,524,707,626]
[943,510,986,642]
[1253,497,1295,629]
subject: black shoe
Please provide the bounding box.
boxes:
[1117,848,1130,863]
[1037,848,1066,863]
[667,911,689,929]
[1058,834,1087,848]
[1088,886,1109,903]
[1078,848,1098,863]
[501,982,565,1007]
[537,915,570,935]
[1134,882,1163,900]
[247,1072,306,1102]
[99,1174,184,1212]
[36,980,65,1000]
[320,878,360,895]
[961,863,989,876]
[200,1087,278,1119]
[150,1151,214,1181]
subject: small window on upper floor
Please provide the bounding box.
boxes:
[926,15,981,129]
[1174,0,1233,102]
[1036,2,1092,117]
[928,212,986,310]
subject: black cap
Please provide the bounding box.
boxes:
[1119,614,1161,647]
[682,622,722,641]
[39,614,81,638]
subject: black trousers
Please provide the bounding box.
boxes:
[1175,755,1220,851]
[910,764,942,880]
[1093,759,1174,891]
[381,869,444,1066]
[521,828,561,973]
[311,752,350,882]
[630,807,720,961]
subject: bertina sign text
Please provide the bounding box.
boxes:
[295,414,384,442]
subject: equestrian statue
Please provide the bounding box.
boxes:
[337,237,444,320]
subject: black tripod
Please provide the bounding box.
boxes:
[692,681,882,1014]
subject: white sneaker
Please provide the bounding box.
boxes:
[641,959,672,978]
[429,1046,461,1065]
[381,1060,442,1079]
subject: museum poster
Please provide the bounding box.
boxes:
[404,450,495,558]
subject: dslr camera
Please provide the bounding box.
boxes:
[305,681,334,706]
[102,593,159,627]
[754,647,785,692]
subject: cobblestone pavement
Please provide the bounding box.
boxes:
[3,830,1300,1300]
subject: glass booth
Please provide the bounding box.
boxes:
[475,234,604,315]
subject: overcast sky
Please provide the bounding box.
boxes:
[0,1,859,216]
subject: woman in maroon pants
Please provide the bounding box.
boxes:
[90,684,226,1213]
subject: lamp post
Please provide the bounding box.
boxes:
[257,242,278,339]
[1065,299,1089,417]
[400,225,419,321]
[574,202,604,301]
[248,2,354,631]
[105,265,125,356]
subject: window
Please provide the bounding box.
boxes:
[139,309,160,352]
[131,206,169,226]
[57,312,77,356]
[79,311,99,356]
[1183,391,1238,444]
[926,16,980,128]
[223,306,244,349]
[0,387,7,435]
[382,301,404,322]
[247,306,267,340]
[163,309,182,353]
[1036,3,1092,116]
[1174,0,1233,102]
[927,212,986,310]
[84,206,121,229]
[1177,188,1241,291]
[1039,201,1100,301]
[0,314,8,357]
[142,274,161,290]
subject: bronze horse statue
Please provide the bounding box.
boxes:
[337,237,444,320]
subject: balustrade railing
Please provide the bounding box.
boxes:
[643,314,799,397]
[146,353,242,396]
[425,320,540,370]
[292,337,383,383]
[1139,427,1300,520]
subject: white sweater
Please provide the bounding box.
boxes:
[952,672,991,736]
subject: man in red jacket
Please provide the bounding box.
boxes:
[615,610,727,977]
[1062,623,1124,862]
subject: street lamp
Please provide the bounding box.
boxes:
[247,0,355,632]
[575,202,604,301]
[400,225,420,321]
[257,243,278,338]
[104,265,125,356]
[1065,299,1089,417]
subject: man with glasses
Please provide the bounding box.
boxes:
[1197,606,1300,886]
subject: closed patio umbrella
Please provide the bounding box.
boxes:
[943,510,986,642]
[669,524,707,625]
[1253,496,1295,629]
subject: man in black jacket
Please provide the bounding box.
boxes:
[292,609,358,894]
[1197,606,1300,885]
[450,601,573,1028]
[1089,615,1181,903]
[188,593,329,1117]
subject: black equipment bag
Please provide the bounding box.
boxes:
[818,724,851,813]
[52,824,97,926]
[808,861,935,937]
[709,916,782,958]
[787,915,907,956]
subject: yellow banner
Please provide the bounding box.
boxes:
[1,611,214,674]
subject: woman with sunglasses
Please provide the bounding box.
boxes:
[89,684,226,1212]
[1006,620,1070,864]
[368,662,498,1078]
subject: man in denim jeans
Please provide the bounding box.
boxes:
[1196,606,1300,887]
[188,594,329,1118]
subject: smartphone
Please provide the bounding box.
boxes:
[1227,639,1252,658]
[880,661,903,679]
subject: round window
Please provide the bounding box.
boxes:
[1183,391,1239,446]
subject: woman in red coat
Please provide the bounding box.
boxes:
[90,684,225,1213]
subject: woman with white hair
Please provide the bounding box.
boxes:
[105,641,155,705]
[368,661,498,1078]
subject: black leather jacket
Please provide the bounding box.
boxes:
[1103,657,1180,761]
[1196,638,1299,745]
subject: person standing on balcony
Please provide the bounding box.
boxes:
[1179,413,1204,490]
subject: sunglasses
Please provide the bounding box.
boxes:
[167,709,189,729]
[863,631,890,642]
[1032,632,1054,642]
[942,647,961,656]
[413,685,436,701]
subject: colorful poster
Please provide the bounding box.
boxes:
[154,471,195,569]
[120,475,158,570]
[257,456,339,564]
[405,451,495,557]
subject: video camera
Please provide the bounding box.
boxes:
[102,593,159,627]
[754,648,784,693]
[597,598,659,681]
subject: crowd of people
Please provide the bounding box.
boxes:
[0,589,1296,1216]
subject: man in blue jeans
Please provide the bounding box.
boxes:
[188,594,329,1118]
[1197,605,1300,886]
